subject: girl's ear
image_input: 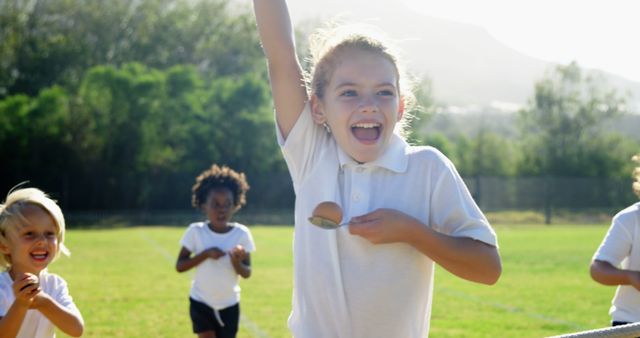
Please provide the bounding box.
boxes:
[397,96,405,122]
[310,95,326,125]
[0,240,10,255]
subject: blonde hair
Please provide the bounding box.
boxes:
[633,154,640,198]
[305,22,417,138]
[0,187,70,269]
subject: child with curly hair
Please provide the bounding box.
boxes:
[176,164,255,338]
[591,154,640,326]
[0,186,84,338]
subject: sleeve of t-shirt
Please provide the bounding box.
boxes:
[593,213,633,266]
[277,102,328,190]
[49,274,82,318]
[429,151,498,247]
[0,276,12,316]
[240,228,256,253]
[180,225,197,253]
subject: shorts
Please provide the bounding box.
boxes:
[189,298,240,337]
[613,321,631,326]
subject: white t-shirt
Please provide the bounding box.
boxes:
[593,202,640,322]
[278,103,498,338]
[0,270,81,338]
[180,221,256,310]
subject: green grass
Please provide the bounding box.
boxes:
[430,224,613,337]
[49,224,617,337]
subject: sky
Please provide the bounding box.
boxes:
[402,0,640,82]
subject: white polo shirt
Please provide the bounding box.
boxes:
[278,103,497,338]
[593,202,640,323]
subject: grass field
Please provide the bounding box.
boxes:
[48,224,618,337]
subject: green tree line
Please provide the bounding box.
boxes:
[420,62,638,180]
[1,0,638,211]
[0,0,290,210]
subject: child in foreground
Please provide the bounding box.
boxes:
[591,154,640,326]
[176,164,255,338]
[253,0,502,336]
[0,187,84,338]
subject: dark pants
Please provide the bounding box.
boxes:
[189,298,240,338]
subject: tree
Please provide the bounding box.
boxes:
[0,86,77,204]
[518,61,630,223]
[0,0,263,97]
[46,62,283,210]
[406,77,436,145]
[0,0,291,211]
[518,61,629,177]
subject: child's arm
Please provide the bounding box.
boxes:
[349,209,502,285]
[590,259,640,290]
[31,292,84,337]
[0,274,39,338]
[229,245,252,279]
[253,0,308,139]
[0,305,29,338]
[175,246,226,272]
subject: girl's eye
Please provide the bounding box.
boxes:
[340,90,357,97]
[378,89,395,96]
[23,231,34,238]
[215,202,232,209]
[45,232,57,239]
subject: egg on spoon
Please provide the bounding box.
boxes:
[310,201,343,227]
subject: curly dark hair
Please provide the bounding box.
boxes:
[191,164,250,210]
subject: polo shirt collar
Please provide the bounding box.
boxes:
[337,133,408,173]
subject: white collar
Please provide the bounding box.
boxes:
[336,133,409,173]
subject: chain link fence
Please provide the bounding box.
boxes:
[465,176,637,224]
[65,176,637,227]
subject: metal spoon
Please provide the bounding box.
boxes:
[307,216,349,230]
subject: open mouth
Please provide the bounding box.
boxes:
[31,251,49,261]
[351,122,381,142]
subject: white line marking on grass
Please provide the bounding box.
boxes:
[140,233,175,261]
[139,230,271,338]
[437,287,587,331]
[240,317,270,338]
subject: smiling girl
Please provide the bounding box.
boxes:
[0,187,84,338]
[253,0,502,336]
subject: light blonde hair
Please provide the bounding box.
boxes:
[0,187,70,269]
[305,22,417,138]
[633,154,640,198]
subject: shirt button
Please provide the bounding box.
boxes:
[353,193,360,202]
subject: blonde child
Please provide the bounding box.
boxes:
[176,164,255,338]
[0,187,84,338]
[252,1,502,336]
[591,154,640,326]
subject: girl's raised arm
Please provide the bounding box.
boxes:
[253,0,308,139]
